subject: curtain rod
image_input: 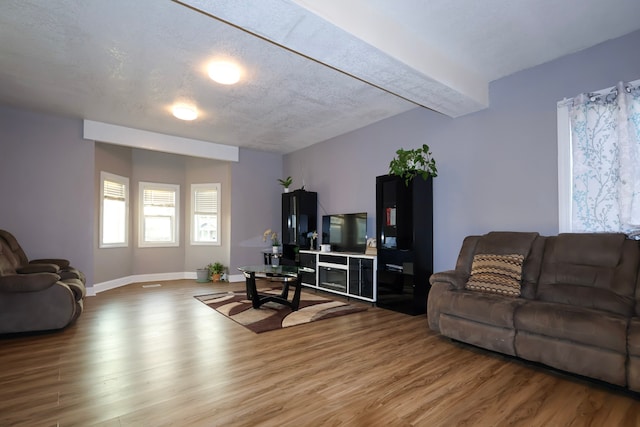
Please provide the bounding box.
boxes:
[557,78,640,108]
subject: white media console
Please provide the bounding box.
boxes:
[298,250,377,303]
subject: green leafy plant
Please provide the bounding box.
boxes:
[277,176,293,189]
[207,262,225,275]
[388,144,438,186]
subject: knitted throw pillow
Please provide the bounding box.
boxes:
[465,253,524,297]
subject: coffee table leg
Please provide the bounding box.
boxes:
[290,273,303,311]
[279,279,291,299]
[244,272,261,309]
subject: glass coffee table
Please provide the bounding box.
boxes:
[237,265,314,311]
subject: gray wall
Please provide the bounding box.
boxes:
[284,29,640,273]
[229,148,283,273]
[0,106,95,284]
[94,143,133,282]
[183,154,232,272]
[129,149,189,275]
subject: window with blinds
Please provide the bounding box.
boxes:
[139,182,180,247]
[100,172,129,248]
[191,183,220,245]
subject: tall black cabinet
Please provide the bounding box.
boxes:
[282,189,317,265]
[376,174,433,315]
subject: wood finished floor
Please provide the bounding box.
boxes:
[1,279,639,426]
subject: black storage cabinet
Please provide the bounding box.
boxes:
[281,190,317,265]
[376,174,433,315]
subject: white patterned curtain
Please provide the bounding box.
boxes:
[570,81,640,235]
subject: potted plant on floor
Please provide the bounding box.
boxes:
[388,144,438,186]
[208,262,225,282]
[196,267,209,283]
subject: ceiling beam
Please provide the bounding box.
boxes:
[175,0,489,118]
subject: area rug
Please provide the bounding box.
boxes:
[194,287,367,333]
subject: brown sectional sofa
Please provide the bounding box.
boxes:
[0,230,86,334]
[428,231,640,391]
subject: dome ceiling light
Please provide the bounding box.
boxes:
[172,104,198,121]
[208,61,241,85]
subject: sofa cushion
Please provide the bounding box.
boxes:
[536,283,634,317]
[515,331,627,386]
[465,253,524,296]
[554,233,625,267]
[0,241,19,275]
[629,318,640,391]
[440,289,526,328]
[537,235,639,316]
[475,231,539,256]
[440,314,516,356]
[514,301,628,353]
[629,318,640,357]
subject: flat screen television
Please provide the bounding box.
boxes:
[321,212,367,253]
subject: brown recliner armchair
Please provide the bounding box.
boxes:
[0,229,86,334]
[0,230,86,285]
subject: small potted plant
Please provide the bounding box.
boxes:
[208,262,225,282]
[278,176,293,193]
[388,144,438,186]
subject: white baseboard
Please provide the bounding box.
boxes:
[228,273,244,283]
[90,271,243,295]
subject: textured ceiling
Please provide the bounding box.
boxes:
[1,0,639,154]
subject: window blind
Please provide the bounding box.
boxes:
[194,189,217,213]
[143,188,175,207]
[104,180,126,201]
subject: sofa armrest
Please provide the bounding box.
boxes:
[428,270,468,333]
[58,268,85,284]
[17,263,60,274]
[60,278,86,301]
[0,272,61,292]
[30,258,70,269]
[430,270,467,290]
